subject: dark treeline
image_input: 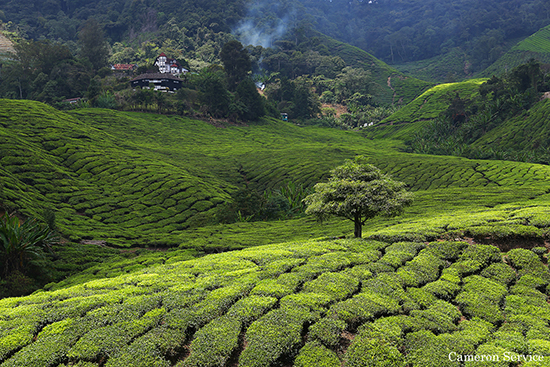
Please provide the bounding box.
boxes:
[295,0,550,70]
[1,0,549,73]
[0,0,246,43]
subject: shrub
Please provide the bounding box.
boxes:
[1,334,75,367]
[280,292,333,313]
[226,296,277,325]
[0,323,35,360]
[409,300,461,334]
[379,251,415,268]
[302,272,360,301]
[459,244,501,267]
[506,248,546,274]
[426,241,468,261]
[490,329,528,354]
[308,317,347,348]
[456,318,495,346]
[385,242,425,256]
[104,327,180,367]
[404,330,457,367]
[423,279,461,300]
[250,279,296,298]
[328,291,400,328]
[397,250,445,287]
[464,343,509,367]
[345,333,405,367]
[294,342,341,367]
[405,287,438,310]
[528,339,550,356]
[480,263,517,286]
[455,276,507,325]
[183,316,242,367]
[238,307,312,367]
[446,259,483,278]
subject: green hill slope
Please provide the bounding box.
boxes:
[481,24,550,77]
[3,99,550,366]
[3,99,550,251]
[366,79,485,141]
[471,98,550,152]
[313,31,433,105]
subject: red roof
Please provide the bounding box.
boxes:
[113,64,136,71]
[159,52,167,57]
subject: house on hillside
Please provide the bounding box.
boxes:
[154,53,188,75]
[111,64,137,74]
[130,73,182,92]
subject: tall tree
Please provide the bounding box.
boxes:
[304,156,413,238]
[78,18,109,71]
[235,78,265,121]
[219,40,251,91]
[195,69,231,117]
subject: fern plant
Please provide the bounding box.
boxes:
[0,213,57,277]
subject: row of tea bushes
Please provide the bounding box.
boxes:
[2,238,550,366]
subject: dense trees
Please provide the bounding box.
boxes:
[304,156,413,238]
[1,0,549,75]
[0,213,56,278]
[220,40,251,90]
[78,18,109,71]
[0,39,93,101]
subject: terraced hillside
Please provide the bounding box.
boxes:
[3,99,550,250]
[3,98,550,366]
[377,79,485,127]
[482,24,550,77]
[2,238,550,367]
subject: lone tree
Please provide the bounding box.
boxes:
[304,156,413,238]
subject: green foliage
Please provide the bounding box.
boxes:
[0,213,57,278]
[305,156,413,237]
[220,40,251,91]
[308,317,347,348]
[399,61,550,164]
[183,316,241,367]
[294,342,340,367]
[455,276,507,325]
[78,19,109,71]
[238,306,312,367]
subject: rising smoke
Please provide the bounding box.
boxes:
[233,0,296,48]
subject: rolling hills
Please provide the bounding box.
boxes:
[3,99,550,366]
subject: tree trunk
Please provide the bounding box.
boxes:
[354,212,362,238]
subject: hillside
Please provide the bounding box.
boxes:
[3,237,550,366]
[311,31,433,105]
[482,24,550,77]
[4,98,550,250]
[3,99,550,365]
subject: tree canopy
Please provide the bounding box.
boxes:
[304,156,413,238]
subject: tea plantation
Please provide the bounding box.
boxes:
[3,99,550,366]
[2,239,550,366]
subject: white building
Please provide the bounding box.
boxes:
[154,53,188,75]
